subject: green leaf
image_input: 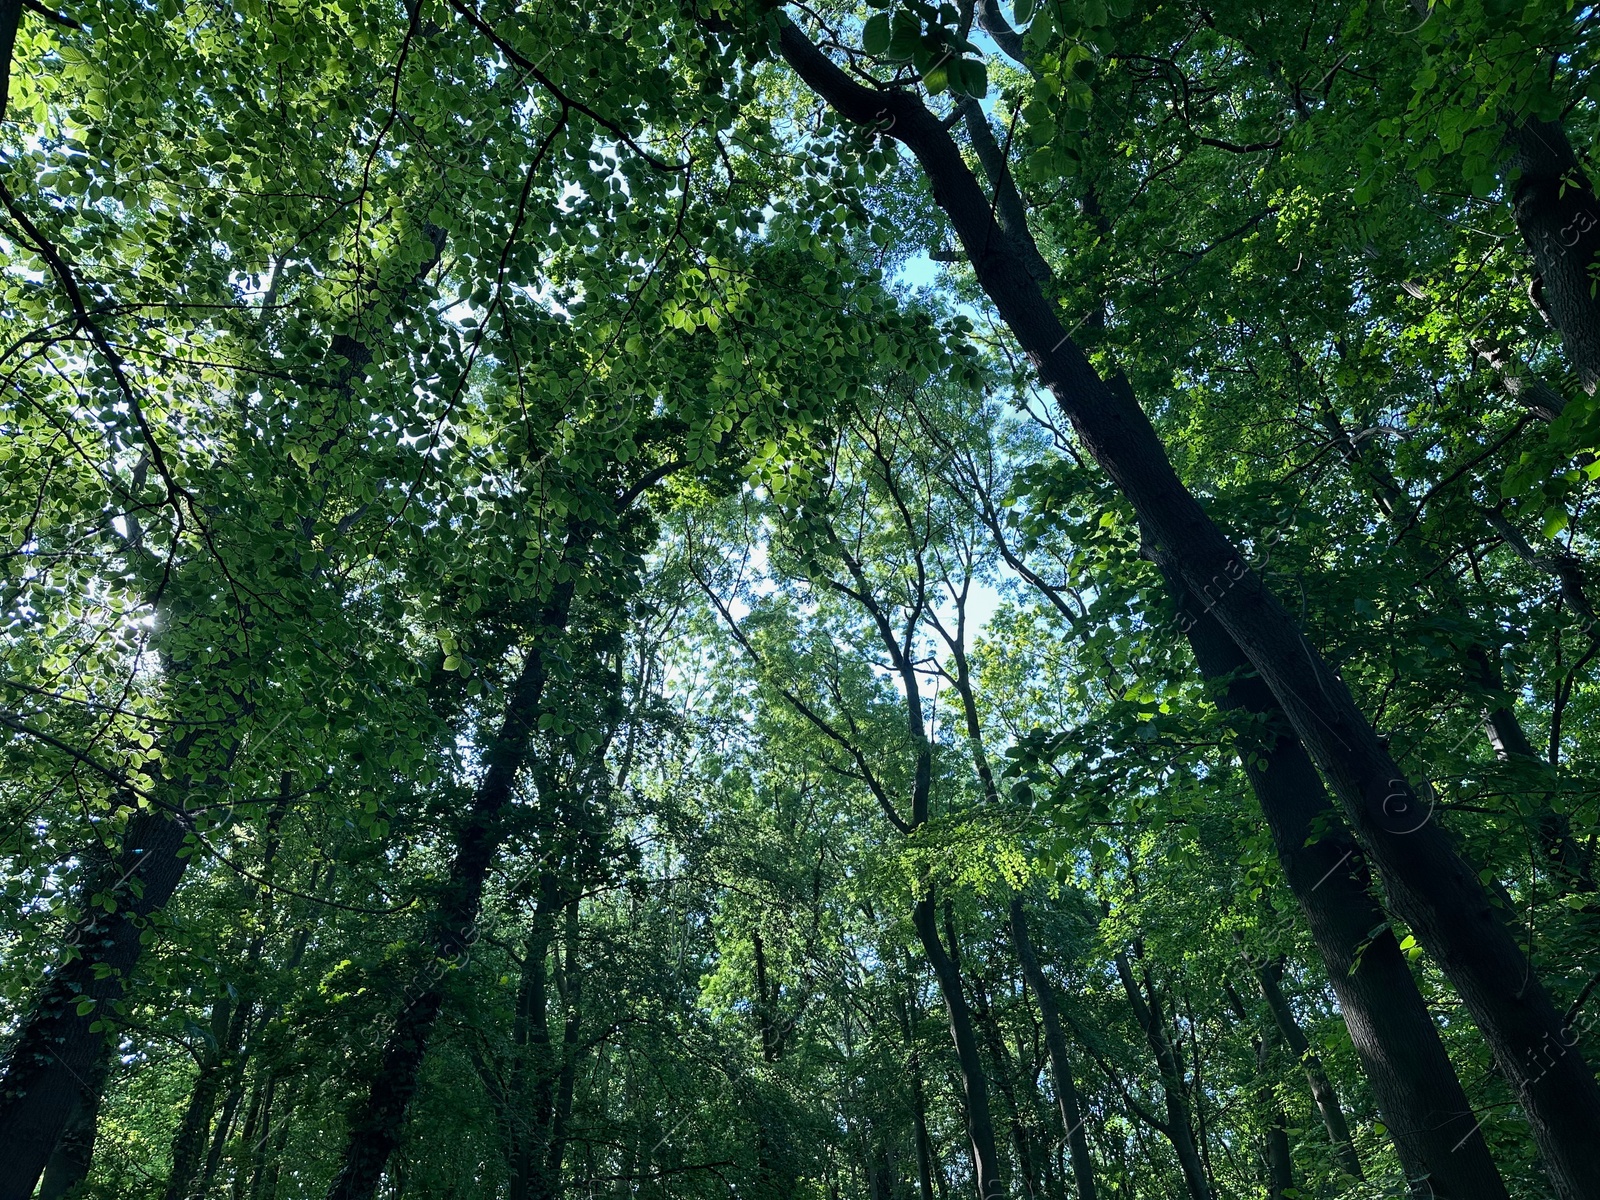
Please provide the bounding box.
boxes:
[952,58,988,98]
[862,13,891,55]
[887,11,922,60]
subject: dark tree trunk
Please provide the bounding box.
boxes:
[970,973,1042,1200]
[897,977,939,1200]
[1169,563,1507,1197]
[913,897,1006,1200]
[1505,118,1600,391]
[1111,952,1211,1200]
[1009,900,1099,1200]
[1248,956,1363,1181]
[164,1054,230,1200]
[0,807,192,1200]
[0,0,21,123]
[164,991,254,1200]
[324,564,579,1200]
[1259,1064,1294,1200]
[198,1062,249,1197]
[1223,982,1297,1200]
[35,1044,109,1200]
[507,885,560,1200]
[540,901,584,1200]
[771,26,1600,1199]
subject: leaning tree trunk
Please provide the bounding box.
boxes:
[1167,562,1508,1197]
[324,557,581,1200]
[770,24,1600,1199]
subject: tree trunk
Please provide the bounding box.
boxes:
[913,896,1005,1200]
[1504,118,1600,391]
[324,558,580,1200]
[970,973,1042,1200]
[164,990,254,1200]
[1168,562,1507,1197]
[1258,1055,1294,1200]
[507,885,560,1200]
[0,807,192,1200]
[898,975,939,1200]
[1111,951,1211,1200]
[35,1044,109,1200]
[1009,900,1099,1200]
[936,540,1100,1200]
[164,1053,229,1200]
[1248,955,1363,1181]
[771,26,1600,1198]
[541,900,584,1200]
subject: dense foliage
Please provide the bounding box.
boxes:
[3,0,1600,1199]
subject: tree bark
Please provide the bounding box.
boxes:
[34,1044,108,1200]
[1168,566,1506,1196]
[1504,118,1600,391]
[164,990,254,1200]
[771,23,1600,1198]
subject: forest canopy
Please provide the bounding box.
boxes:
[2,1,1600,1199]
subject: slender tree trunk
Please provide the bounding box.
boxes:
[1111,951,1210,1200]
[541,900,584,1200]
[164,1052,230,1200]
[936,544,1101,1200]
[971,974,1042,1200]
[1246,954,1363,1181]
[771,27,1600,1198]
[508,887,560,1200]
[324,556,580,1200]
[229,1075,266,1200]
[1009,901,1099,1200]
[165,990,255,1200]
[199,1063,250,1197]
[898,978,939,1200]
[1223,981,1296,1200]
[1314,390,1586,879]
[913,896,1006,1200]
[1257,1053,1294,1200]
